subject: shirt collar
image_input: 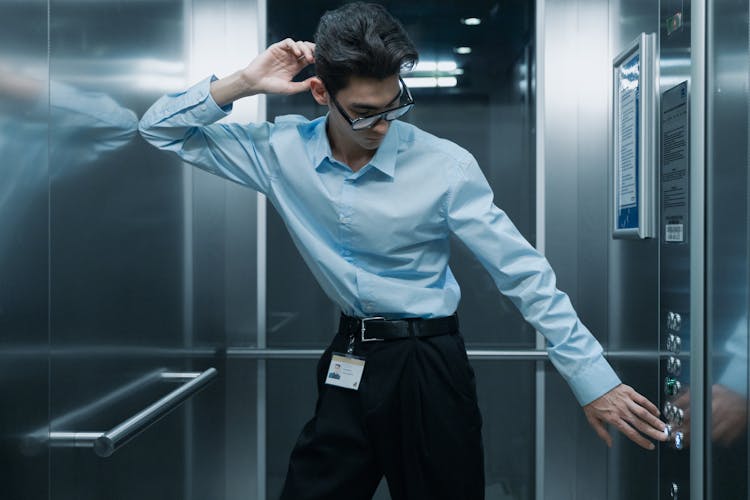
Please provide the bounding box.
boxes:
[308,115,398,179]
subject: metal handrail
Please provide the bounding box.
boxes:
[49,368,217,457]
[226,347,550,360]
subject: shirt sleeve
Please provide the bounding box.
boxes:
[445,154,621,406]
[138,75,274,194]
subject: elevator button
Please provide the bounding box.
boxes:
[667,311,676,330]
[673,431,684,450]
[666,334,682,354]
[667,356,682,375]
[670,482,679,498]
[673,408,684,426]
[663,401,674,417]
[664,424,673,439]
[665,377,681,396]
[674,313,682,331]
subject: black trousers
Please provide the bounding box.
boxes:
[279,328,485,500]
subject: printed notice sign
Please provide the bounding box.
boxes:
[616,54,640,230]
[661,81,689,244]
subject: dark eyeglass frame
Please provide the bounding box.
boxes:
[330,76,415,130]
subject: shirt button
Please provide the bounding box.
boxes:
[340,216,351,224]
[200,105,207,111]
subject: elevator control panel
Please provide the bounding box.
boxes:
[663,310,686,453]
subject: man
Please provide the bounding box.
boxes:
[140,3,666,498]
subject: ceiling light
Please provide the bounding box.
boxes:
[414,61,437,72]
[437,61,457,72]
[437,77,458,88]
[402,77,458,89]
[454,47,472,55]
[461,17,482,26]
[403,77,439,88]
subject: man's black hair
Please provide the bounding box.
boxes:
[314,2,418,96]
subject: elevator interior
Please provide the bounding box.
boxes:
[0,0,748,499]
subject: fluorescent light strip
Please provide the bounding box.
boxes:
[414,60,458,72]
[403,76,457,88]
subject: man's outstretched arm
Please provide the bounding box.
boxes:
[444,152,667,450]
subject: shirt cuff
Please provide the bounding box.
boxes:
[566,355,622,406]
[154,75,232,124]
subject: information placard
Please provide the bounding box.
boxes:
[661,81,689,244]
[612,33,657,239]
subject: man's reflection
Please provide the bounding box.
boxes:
[667,316,748,498]
[0,65,138,331]
[670,318,748,447]
[0,65,138,471]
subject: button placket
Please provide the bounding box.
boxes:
[339,175,356,260]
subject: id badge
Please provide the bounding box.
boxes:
[325,353,365,391]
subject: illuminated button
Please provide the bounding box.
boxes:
[664,377,681,396]
[673,431,684,450]
[670,482,679,498]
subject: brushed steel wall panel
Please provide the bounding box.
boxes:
[607,1,661,499]
[0,1,50,498]
[541,0,660,498]
[706,0,749,497]
[47,0,191,498]
[658,1,693,497]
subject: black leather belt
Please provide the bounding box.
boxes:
[338,313,459,342]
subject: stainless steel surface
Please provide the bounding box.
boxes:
[1,0,259,497]
[0,0,50,498]
[49,368,217,457]
[539,0,660,498]
[540,0,661,498]
[228,347,550,360]
[657,1,695,497]
[705,0,749,497]
[689,1,707,498]
[535,0,547,497]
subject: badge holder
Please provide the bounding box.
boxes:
[325,317,383,390]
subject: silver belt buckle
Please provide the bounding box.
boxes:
[360,316,386,342]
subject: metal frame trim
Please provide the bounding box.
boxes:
[534,1,546,498]
[689,0,707,497]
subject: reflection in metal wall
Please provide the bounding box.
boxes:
[0,1,49,499]
[1,0,261,499]
[707,0,749,497]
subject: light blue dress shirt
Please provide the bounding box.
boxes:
[139,76,621,405]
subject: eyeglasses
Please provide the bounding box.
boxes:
[330,76,415,130]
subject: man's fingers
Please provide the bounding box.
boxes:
[295,41,315,64]
[625,399,668,441]
[281,78,315,95]
[614,418,655,450]
[587,416,613,447]
[280,38,303,58]
[627,387,660,417]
